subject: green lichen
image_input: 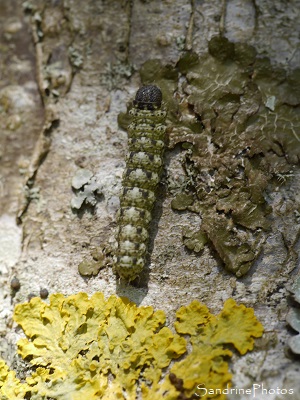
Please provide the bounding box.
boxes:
[163,37,300,276]
[126,41,300,277]
[171,192,194,211]
[208,35,235,62]
[182,228,208,253]
[78,249,106,276]
[0,293,263,400]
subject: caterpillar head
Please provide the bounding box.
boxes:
[133,85,162,110]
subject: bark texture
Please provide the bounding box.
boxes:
[0,0,300,398]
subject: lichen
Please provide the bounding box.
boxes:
[0,293,263,399]
[182,227,208,253]
[68,46,84,69]
[134,38,300,277]
[287,275,300,355]
[71,169,103,210]
[168,299,263,399]
[78,249,106,276]
[99,61,134,91]
[171,192,194,211]
[0,360,28,400]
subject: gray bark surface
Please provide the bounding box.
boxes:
[0,0,300,398]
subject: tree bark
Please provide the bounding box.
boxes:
[1,0,300,397]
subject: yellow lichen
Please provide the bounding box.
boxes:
[170,298,264,399]
[0,359,29,399]
[0,294,263,399]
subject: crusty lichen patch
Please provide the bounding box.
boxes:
[0,293,263,399]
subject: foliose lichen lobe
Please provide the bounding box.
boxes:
[0,293,263,400]
[136,37,300,277]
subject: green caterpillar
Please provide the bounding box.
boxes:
[114,85,167,281]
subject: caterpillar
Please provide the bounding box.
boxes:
[113,85,167,281]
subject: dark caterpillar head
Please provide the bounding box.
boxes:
[133,85,162,110]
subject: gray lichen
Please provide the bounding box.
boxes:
[99,61,134,90]
[287,275,300,355]
[68,46,84,69]
[71,169,103,210]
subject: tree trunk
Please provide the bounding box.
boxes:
[1,0,300,398]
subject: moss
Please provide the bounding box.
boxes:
[0,294,263,399]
